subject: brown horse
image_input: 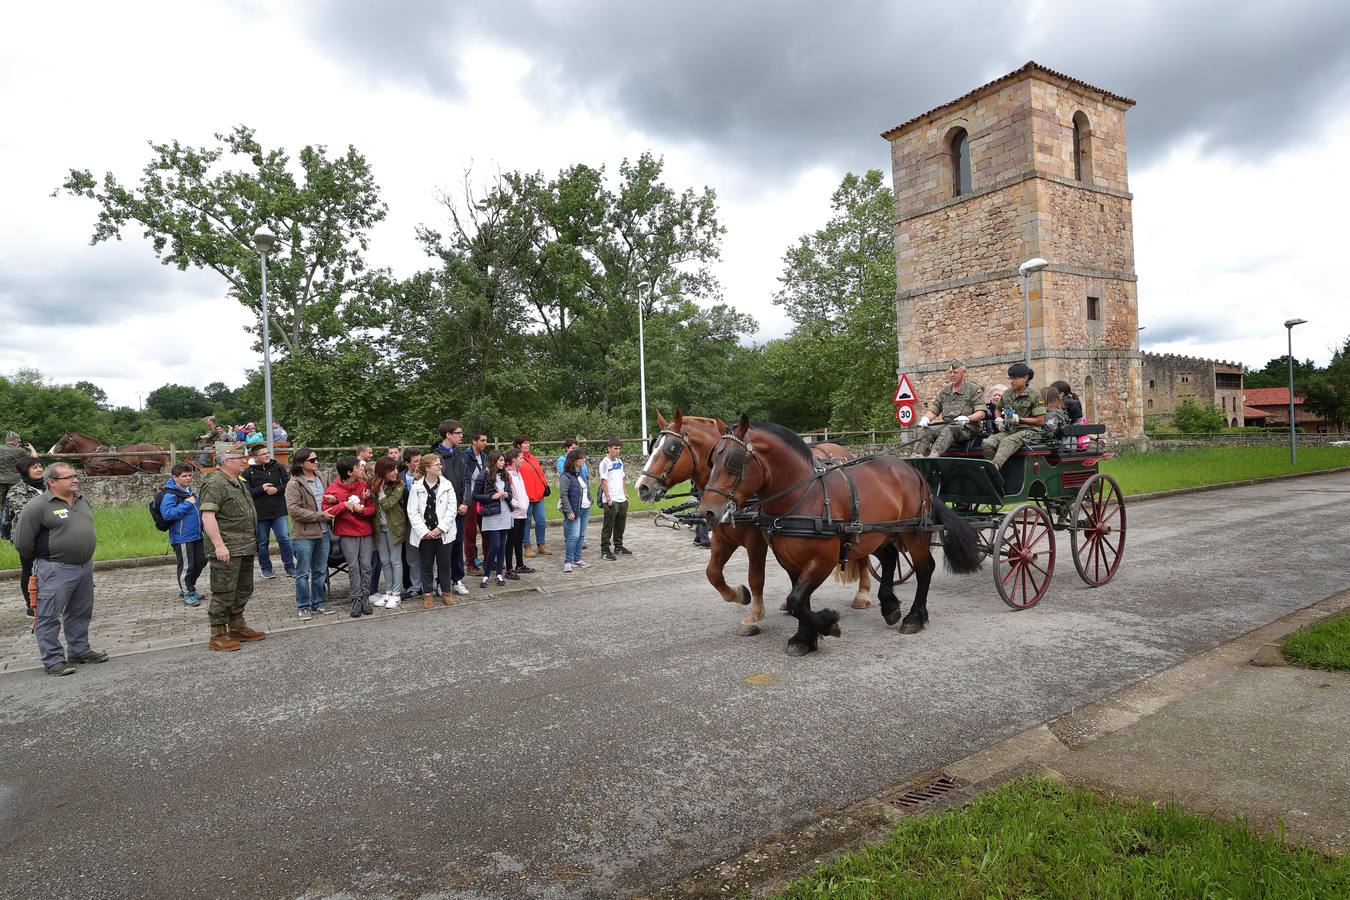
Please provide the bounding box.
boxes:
[698,415,982,656]
[49,431,170,476]
[635,410,872,637]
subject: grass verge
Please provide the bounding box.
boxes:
[778,777,1346,899]
[1100,445,1350,495]
[1281,612,1350,672]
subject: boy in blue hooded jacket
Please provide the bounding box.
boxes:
[161,463,205,606]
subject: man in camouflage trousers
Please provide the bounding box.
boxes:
[198,445,266,652]
[982,362,1048,472]
[907,360,987,458]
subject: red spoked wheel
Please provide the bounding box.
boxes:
[993,503,1056,610]
[868,542,915,584]
[1070,473,1126,586]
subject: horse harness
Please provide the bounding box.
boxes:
[710,434,939,569]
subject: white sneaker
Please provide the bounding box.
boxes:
[384,592,400,609]
[562,563,573,573]
[452,581,470,596]
[370,593,387,608]
[574,559,590,569]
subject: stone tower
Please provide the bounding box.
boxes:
[882,62,1142,438]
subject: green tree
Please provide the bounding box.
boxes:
[145,384,212,420]
[768,169,897,430]
[1171,398,1227,433]
[1244,355,1319,389]
[72,380,109,408]
[59,125,388,355]
[0,371,103,449]
[1298,337,1350,429]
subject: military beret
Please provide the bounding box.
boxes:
[1007,362,1034,379]
[221,443,249,459]
[947,359,966,371]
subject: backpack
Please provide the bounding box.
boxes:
[150,487,186,532]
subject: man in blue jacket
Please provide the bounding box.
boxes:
[161,463,205,606]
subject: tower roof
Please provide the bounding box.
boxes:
[881,61,1136,140]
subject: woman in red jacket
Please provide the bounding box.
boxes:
[513,434,551,558]
[322,455,377,617]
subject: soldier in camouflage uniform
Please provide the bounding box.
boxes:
[198,445,266,651]
[982,363,1048,472]
[907,360,988,457]
[0,431,36,540]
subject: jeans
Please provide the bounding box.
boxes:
[483,529,507,577]
[376,528,402,594]
[563,515,584,564]
[578,506,591,557]
[523,498,547,547]
[292,532,330,610]
[256,517,295,575]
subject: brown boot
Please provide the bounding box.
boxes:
[524,546,537,558]
[423,593,434,609]
[208,624,240,652]
[467,564,482,576]
[227,615,266,642]
[440,591,455,606]
[536,544,552,556]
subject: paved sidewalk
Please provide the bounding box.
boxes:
[1,516,714,674]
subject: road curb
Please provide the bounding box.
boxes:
[1124,465,1350,505]
[645,587,1350,899]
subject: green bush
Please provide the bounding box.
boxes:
[1170,398,1228,433]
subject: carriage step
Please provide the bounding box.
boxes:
[879,772,967,812]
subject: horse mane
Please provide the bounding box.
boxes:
[751,421,813,463]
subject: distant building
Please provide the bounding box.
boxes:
[1242,387,1329,433]
[1142,353,1244,427]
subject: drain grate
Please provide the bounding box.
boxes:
[881,773,966,811]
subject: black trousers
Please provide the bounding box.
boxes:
[506,519,526,568]
[418,538,455,594]
[172,540,206,596]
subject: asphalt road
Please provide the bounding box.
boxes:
[2,472,1348,899]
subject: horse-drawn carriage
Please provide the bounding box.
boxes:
[639,410,1127,657]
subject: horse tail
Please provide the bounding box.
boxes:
[833,557,862,585]
[933,497,982,575]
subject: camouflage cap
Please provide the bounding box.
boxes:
[947,359,966,371]
[4,431,18,441]
[220,443,249,459]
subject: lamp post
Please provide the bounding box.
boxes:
[1018,257,1049,367]
[1284,318,1307,465]
[635,280,651,445]
[253,227,277,460]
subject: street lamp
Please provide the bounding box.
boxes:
[635,280,651,445]
[253,227,277,460]
[1018,257,1049,367]
[1284,318,1307,465]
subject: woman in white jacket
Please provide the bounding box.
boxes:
[406,455,459,608]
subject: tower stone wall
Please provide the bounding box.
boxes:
[882,62,1143,439]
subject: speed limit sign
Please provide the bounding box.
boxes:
[896,403,915,426]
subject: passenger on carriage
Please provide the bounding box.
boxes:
[981,363,1048,471]
[906,359,988,458]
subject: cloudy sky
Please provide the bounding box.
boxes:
[3,0,1349,408]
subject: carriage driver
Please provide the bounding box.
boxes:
[981,362,1047,472]
[906,360,987,458]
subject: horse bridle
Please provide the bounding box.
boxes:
[701,431,769,506]
[641,428,692,491]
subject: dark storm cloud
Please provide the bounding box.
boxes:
[309,0,1350,175]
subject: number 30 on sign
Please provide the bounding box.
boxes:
[896,404,915,426]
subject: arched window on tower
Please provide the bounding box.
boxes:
[1072,112,1092,182]
[951,128,971,197]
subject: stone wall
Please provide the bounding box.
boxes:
[1142,352,1245,427]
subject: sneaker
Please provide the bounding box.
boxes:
[385,593,401,609]
[371,593,388,608]
[183,593,202,607]
[562,563,573,573]
[582,542,588,550]
[515,565,536,574]
[69,649,109,665]
[480,576,490,589]
[496,575,505,586]
[260,571,278,580]
[314,605,334,615]
[505,571,520,580]
[44,661,76,676]
[616,547,633,556]
[452,581,470,596]
[574,559,590,569]
[298,608,313,620]
[284,570,296,578]
[601,550,616,561]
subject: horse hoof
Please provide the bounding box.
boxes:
[738,585,752,605]
[898,622,924,635]
[779,601,790,612]
[784,642,811,657]
[735,623,762,637]
[851,597,872,610]
[882,608,904,626]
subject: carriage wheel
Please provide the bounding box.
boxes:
[993,503,1056,610]
[868,542,915,584]
[1070,473,1126,586]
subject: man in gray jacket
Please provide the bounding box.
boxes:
[13,462,106,675]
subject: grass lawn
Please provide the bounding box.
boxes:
[778,777,1347,899]
[3,446,1347,571]
[1281,612,1350,672]
[1100,445,1350,495]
